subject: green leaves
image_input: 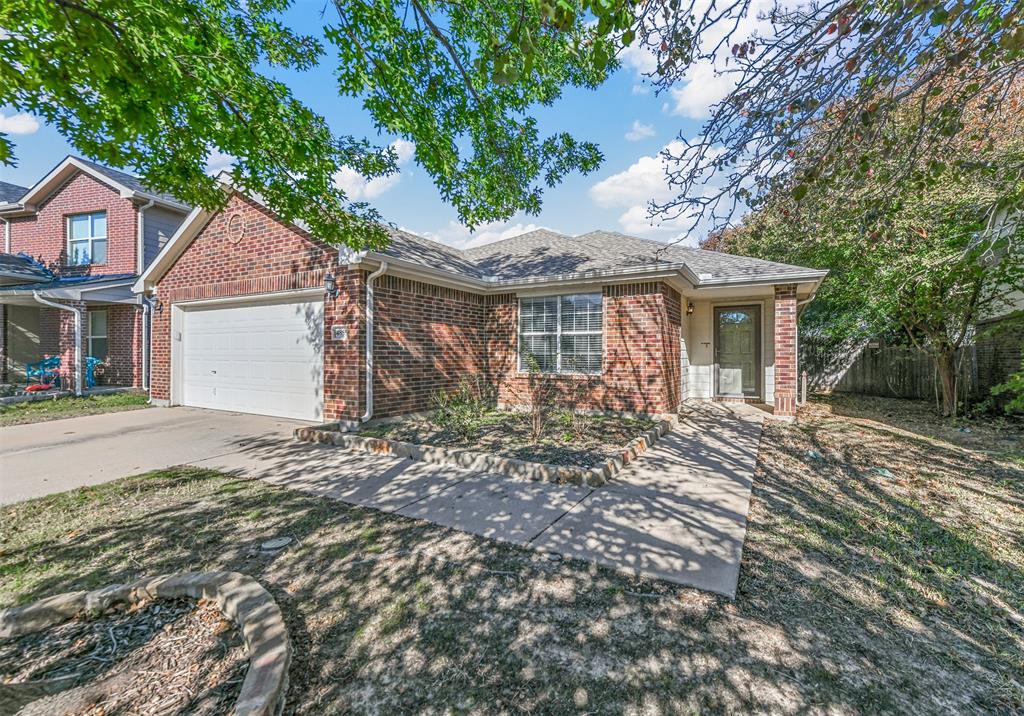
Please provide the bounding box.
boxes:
[2,0,619,247]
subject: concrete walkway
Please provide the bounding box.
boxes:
[198,402,763,597]
[1,403,762,596]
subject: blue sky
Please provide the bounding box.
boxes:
[0,0,747,249]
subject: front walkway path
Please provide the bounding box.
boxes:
[199,402,763,597]
[2,403,762,596]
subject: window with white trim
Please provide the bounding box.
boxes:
[88,310,108,360]
[68,211,108,265]
[518,294,602,374]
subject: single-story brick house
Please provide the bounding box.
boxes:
[134,186,826,423]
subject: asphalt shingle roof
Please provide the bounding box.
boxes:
[378,227,824,284]
[0,181,27,205]
[74,157,185,206]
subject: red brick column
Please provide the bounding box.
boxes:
[773,284,798,417]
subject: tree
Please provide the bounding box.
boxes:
[1,0,614,247]
[707,86,1024,416]
[626,0,1024,235]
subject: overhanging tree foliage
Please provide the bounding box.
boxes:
[706,86,1024,416]
[1,0,615,247]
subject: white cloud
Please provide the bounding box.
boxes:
[618,0,809,120]
[625,120,656,142]
[668,62,736,119]
[588,139,731,242]
[205,149,234,175]
[418,219,547,249]
[589,140,684,208]
[631,83,650,95]
[333,138,416,201]
[0,111,39,135]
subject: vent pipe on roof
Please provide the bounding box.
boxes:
[33,292,83,396]
[361,261,388,423]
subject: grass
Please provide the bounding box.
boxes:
[0,392,150,426]
[1,396,1021,713]
[358,409,657,467]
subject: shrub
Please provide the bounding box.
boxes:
[431,377,494,440]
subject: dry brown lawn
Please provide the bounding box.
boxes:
[2,395,1021,714]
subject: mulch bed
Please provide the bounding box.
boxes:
[0,597,247,716]
[358,411,657,467]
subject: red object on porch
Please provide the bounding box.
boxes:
[25,383,54,392]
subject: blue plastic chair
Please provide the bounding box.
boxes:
[85,357,103,389]
[26,356,61,386]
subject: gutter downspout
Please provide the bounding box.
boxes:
[141,296,154,392]
[2,217,9,253]
[361,261,388,423]
[136,199,155,275]
[33,292,83,396]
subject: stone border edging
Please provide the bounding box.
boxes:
[0,571,290,716]
[295,416,676,487]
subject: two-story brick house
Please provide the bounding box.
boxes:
[0,156,190,390]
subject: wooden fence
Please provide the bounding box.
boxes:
[802,342,977,404]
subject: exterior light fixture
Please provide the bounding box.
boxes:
[686,301,695,316]
[153,298,164,314]
[325,273,339,300]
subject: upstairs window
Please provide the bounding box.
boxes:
[68,211,107,265]
[519,294,603,374]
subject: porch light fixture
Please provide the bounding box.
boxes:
[686,301,694,316]
[153,298,164,314]
[325,273,339,300]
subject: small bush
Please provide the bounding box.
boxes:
[431,377,494,440]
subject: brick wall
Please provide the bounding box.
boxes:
[148,194,687,420]
[89,305,142,387]
[150,193,367,421]
[773,284,798,417]
[8,171,139,275]
[373,275,486,416]
[488,282,682,415]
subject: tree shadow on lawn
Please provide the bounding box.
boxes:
[2,422,1022,715]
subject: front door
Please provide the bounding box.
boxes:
[714,305,761,398]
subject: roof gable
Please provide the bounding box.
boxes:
[11,156,189,213]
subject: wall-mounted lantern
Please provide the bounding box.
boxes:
[325,273,339,300]
[686,301,695,316]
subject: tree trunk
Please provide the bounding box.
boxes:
[934,349,958,417]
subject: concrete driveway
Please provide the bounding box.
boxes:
[1,403,762,597]
[0,407,308,505]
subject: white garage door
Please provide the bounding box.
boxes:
[181,297,324,421]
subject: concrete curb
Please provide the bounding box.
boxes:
[0,571,290,716]
[295,416,677,487]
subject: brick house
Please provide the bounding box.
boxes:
[0,156,190,389]
[135,187,826,423]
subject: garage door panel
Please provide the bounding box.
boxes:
[181,298,323,421]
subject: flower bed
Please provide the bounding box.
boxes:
[297,410,674,486]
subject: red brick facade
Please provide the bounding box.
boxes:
[148,195,692,419]
[486,282,683,415]
[146,193,803,420]
[373,275,486,416]
[149,193,364,421]
[2,169,146,388]
[8,172,139,275]
[773,284,798,417]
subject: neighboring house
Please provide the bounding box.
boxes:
[135,187,826,422]
[0,156,191,387]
